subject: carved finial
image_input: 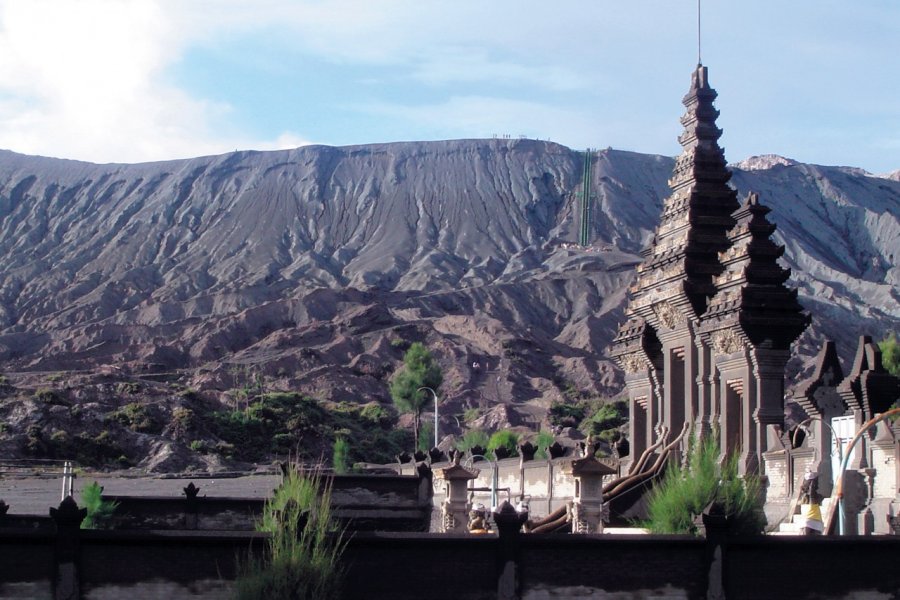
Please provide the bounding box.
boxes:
[183,482,200,499]
[50,495,87,526]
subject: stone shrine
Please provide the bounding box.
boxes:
[609,64,809,475]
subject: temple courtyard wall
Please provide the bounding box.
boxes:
[2,523,899,599]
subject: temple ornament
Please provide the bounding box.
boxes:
[653,301,685,330]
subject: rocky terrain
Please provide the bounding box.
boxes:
[0,140,897,471]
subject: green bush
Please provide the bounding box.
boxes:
[463,407,481,424]
[417,422,435,452]
[646,435,765,536]
[212,393,330,460]
[535,430,555,459]
[170,407,195,435]
[332,437,351,474]
[584,400,628,435]
[548,401,585,428]
[189,439,210,453]
[235,469,344,599]
[359,403,397,429]
[487,430,520,458]
[80,481,118,529]
[456,429,489,452]
[107,402,160,433]
[879,333,900,377]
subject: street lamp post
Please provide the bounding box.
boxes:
[417,386,439,449]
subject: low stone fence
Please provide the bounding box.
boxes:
[0,471,433,534]
[3,501,899,600]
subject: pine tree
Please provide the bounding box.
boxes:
[390,343,442,451]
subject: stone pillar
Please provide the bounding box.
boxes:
[50,496,86,600]
[435,462,478,533]
[493,501,528,600]
[751,349,791,456]
[698,503,729,600]
[183,482,200,529]
[695,336,713,438]
[566,456,616,534]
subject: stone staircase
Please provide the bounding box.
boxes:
[775,497,834,535]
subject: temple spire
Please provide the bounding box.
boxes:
[620,64,738,326]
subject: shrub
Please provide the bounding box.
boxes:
[189,439,210,453]
[333,437,351,474]
[116,381,141,395]
[359,403,397,429]
[463,407,481,424]
[487,430,520,458]
[107,402,160,433]
[584,400,628,435]
[80,481,118,529]
[171,407,195,434]
[456,429,489,453]
[646,435,765,536]
[34,388,62,404]
[548,401,585,428]
[235,469,344,599]
[879,333,900,378]
[535,430,555,459]
[417,422,435,453]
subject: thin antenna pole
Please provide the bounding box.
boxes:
[697,0,702,65]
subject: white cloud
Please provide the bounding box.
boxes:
[0,0,310,163]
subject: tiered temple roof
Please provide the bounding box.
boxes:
[837,336,900,420]
[623,65,739,331]
[700,191,809,350]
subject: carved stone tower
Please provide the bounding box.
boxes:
[609,64,809,474]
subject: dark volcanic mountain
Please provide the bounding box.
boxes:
[0,140,897,467]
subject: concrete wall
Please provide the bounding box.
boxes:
[2,526,899,599]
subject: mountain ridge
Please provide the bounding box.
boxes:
[0,138,897,412]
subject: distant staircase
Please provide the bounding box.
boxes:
[775,496,834,535]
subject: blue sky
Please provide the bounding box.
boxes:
[0,1,897,173]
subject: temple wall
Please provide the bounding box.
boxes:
[3,526,900,599]
[763,451,788,500]
[871,442,897,500]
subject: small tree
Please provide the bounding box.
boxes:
[878,333,900,378]
[80,482,118,529]
[332,437,351,474]
[646,435,765,536]
[236,468,344,599]
[389,343,442,451]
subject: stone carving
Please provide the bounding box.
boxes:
[653,301,685,330]
[712,329,743,354]
[440,500,457,531]
[619,352,646,374]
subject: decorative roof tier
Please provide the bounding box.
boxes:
[700,192,809,350]
[609,316,662,370]
[621,65,739,327]
[837,336,900,420]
